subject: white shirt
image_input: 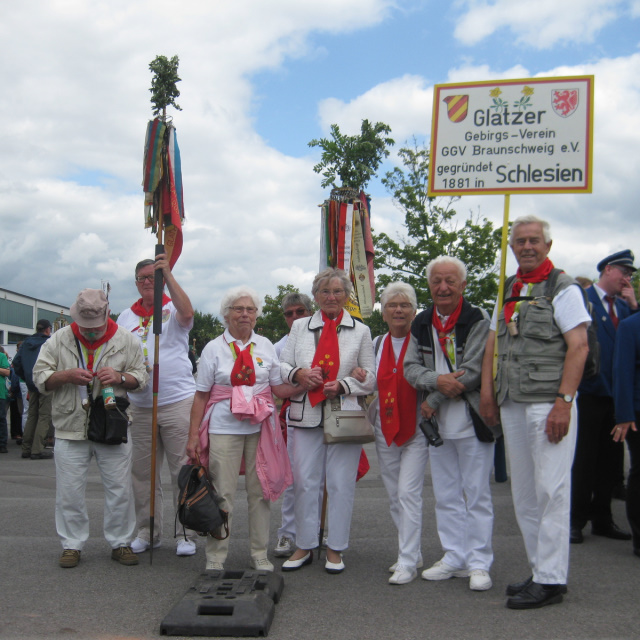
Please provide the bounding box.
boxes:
[197,329,283,435]
[490,283,591,333]
[117,301,195,408]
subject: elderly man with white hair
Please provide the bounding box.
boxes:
[404,255,498,591]
[480,215,590,609]
[186,286,297,572]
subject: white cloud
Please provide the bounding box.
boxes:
[454,0,624,48]
[0,0,393,317]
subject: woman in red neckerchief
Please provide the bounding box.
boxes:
[186,286,297,573]
[370,282,427,585]
[279,268,376,574]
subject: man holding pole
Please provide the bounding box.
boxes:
[117,254,197,556]
[480,215,590,609]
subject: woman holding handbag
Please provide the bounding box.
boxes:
[279,268,375,574]
[370,282,429,585]
[186,286,296,572]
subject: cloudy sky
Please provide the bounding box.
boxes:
[2,0,640,316]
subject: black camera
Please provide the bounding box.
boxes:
[419,415,443,447]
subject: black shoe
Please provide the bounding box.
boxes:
[30,451,54,460]
[633,548,640,559]
[505,575,533,596]
[506,582,565,609]
[16,438,23,446]
[591,522,632,541]
[570,526,584,544]
[21,451,31,459]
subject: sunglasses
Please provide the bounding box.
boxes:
[284,308,308,318]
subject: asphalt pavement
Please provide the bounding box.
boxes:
[0,438,637,640]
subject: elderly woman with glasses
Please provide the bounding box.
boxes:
[186,286,296,572]
[370,282,429,585]
[279,267,375,574]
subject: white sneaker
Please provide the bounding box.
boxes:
[176,539,196,556]
[389,565,417,585]
[421,559,468,581]
[251,557,274,572]
[130,537,161,554]
[469,569,492,591]
[389,552,423,573]
[206,560,224,571]
[274,536,294,557]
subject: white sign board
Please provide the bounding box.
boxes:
[428,76,594,196]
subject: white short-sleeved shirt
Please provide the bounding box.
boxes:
[117,301,195,408]
[274,334,288,359]
[196,329,283,435]
[490,283,591,333]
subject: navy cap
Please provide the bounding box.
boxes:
[597,249,637,273]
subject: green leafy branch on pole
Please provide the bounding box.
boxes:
[149,54,182,119]
[308,119,394,191]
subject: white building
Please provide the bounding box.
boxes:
[0,287,71,359]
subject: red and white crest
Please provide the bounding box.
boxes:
[551,89,579,118]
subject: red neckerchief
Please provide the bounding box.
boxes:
[504,258,554,323]
[229,342,256,386]
[432,296,463,363]
[71,319,119,373]
[377,334,417,447]
[129,294,172,326]
[308,310,343,407]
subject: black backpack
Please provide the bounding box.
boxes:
[503,268,600,381]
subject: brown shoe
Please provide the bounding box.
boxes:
[60,549,81,568]
[111,546,139,566]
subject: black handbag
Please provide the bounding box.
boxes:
[88,395,130,445]
[176,464,229,540]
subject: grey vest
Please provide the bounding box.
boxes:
[496,272,575,404]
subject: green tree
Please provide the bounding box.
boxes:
[374,142,501,309]
[308,119,394,191]
[189,310,224,355]
[149,54,182,117]
[255,284,310,343]
[362,308,387,340]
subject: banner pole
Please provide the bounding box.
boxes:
[493,194,511,379]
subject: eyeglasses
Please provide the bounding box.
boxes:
[284,308,308,318]
[614,266,634,278]
[135,275,155,283]
[229,306,258,314]
[318,289,345,297]
[385,302,413,310]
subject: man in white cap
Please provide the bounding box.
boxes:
[33,289,148,569]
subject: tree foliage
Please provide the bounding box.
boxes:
[255,284,311,344]
[374,142,501,310]
[149,54,182,117]
[308,119,394,191]
[189,310,224,355]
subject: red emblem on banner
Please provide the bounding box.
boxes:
[443,95,469,122]
[551,89,579,118]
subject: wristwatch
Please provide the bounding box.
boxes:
[120,373,127,385]
[556,392,574,403]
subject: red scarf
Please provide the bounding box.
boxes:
[432,296,463,364]
[230,342,256,387]
[71,319,119,373]
[130,294,172,325]
[504,258,554,323]
[377,334,417,447]
[308,311,343,407]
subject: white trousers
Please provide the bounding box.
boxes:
[129,396,194,543]
[277,426,324,541]
[55,438,136,550]
[429,435,495,571]
[205,432,270,564]
[291,427,361,551]
[375,425,429,569]
[500,398,578,584]
[20,381,29,430]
